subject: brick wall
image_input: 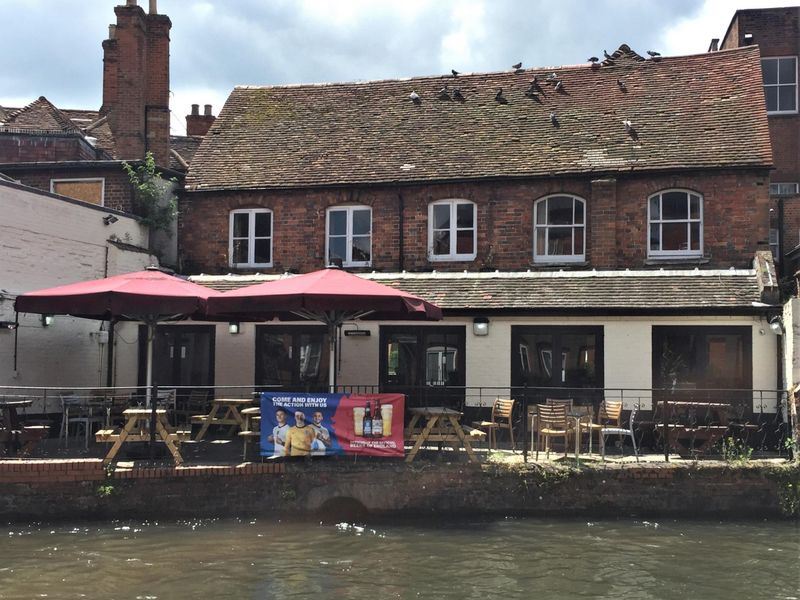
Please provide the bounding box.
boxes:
[10,168,134,212]
[0,134,97,163]
[0,459,793,521]
[179,169,770,274]
[721,8,800,184]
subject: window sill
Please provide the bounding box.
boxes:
[530,260,589,269]
[644,256,709,266]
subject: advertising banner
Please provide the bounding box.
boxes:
[260,392,404,457]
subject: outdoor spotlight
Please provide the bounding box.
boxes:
[228,321,240,334]
[41,314,54,327]
[473,317,490,336]
[769,316,784,335]
[0,321,16,330]
[102,214,119,225]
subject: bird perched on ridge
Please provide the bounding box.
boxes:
[647,50,661,57]
[409,91,421,104]
[451,69,460,77]
[617,79,626,90]
[438,85,450,100]
[495,88,505,101]
[550,112,558,125]
[603,49,612,60]
[554,80,563,91]
[512,61,522,69]
[452,87,464,100]
[587,56,599,63]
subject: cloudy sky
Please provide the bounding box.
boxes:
[0,0,785,135]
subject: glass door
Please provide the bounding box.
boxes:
[380,326,465,408]
[255,325,329,392]
[138,325,216,399]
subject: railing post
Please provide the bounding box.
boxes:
[524,384,531,463]
[663,390,670,463]
[150,384,158,460]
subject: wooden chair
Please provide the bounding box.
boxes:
[472,398,515,450]
[535,403,571,459]
[586,399,622,452]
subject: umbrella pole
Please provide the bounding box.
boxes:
[328,322,336,394]
[145,322,155,409]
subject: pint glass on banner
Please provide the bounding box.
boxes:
[260,392,404,458]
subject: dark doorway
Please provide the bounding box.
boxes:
[379,326,466,408]
[137,324,215,392]
[255,325,329,392]
[511,326,604,403]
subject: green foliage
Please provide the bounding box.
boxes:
[122,151,177,234]
[778,481,800,517]
[721,436,753,464]
[96,483,115,498]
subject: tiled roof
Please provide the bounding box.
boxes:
[1,97,80,133]
[186,45,773,192]
[170,135,202,171]
[190,269,768,313]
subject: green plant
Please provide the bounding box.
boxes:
[778,481,800,517]
[96,483,115,497]
[122,151,177,234]
[721,436,753,464]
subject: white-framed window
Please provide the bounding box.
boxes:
[428,199,476,261]
[533,194,586,263]
[648,190,703,258]
[229,208,273,268]
[769,182,799,196]
[326,205,372,267]
[762,57,797,114]
[50,178,105,206]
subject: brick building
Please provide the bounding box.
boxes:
[0,1,210,223]
[714,7,800,274]
[175,45,782,413]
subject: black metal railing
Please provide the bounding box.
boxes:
[0,384,794,463]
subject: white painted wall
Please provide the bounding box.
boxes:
[0,181,156,412]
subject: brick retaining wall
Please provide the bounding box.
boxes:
[0,458,796,522]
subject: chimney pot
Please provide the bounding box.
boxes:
[204,104,213,116]
[191,104,199,115]
[149,0,157,14]
[126,0,137,6]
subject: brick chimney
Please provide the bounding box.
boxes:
[101,0,171,166]
[186,104,216,136]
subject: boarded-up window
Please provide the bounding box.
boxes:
[51,179,104,206]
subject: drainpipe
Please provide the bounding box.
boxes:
[398,193,405,271]
[778,196,785,281]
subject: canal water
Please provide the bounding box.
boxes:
[0,517,797,599]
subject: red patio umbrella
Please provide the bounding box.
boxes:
[15,269,220,405]
[206,267,442,390]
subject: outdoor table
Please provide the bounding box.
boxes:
[568,408,592,458]
[238,406,261,460]
[655,401,731,457]
[192,398,254,441]
[95,408,188,465]
[405,406,478,463]
[0,399,47,456]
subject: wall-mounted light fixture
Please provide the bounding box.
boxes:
[41,314,54,327]
[0,321,17,330]
[102,214,119,226]
[769,315,784,335]
[473,317,490,336]
[228,321,240,334]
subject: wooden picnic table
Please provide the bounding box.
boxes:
[0,399,48,456]
[238,406,262,460]
[405,406,478,463]
[192,398,254,441]
[95,408,189,465]
[654,400,732,457]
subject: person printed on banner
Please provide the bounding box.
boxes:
[268,408,289,457]
[310,410,332,455]
[284,410,316,456]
